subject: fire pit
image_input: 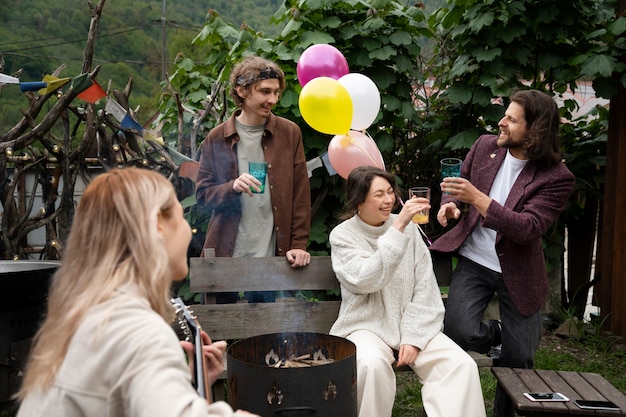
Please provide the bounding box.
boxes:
[227,332,357,417]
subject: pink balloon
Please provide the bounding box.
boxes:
[327,131,385,179]
[297,44,350,87]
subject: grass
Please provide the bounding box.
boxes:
[392,331,626,417]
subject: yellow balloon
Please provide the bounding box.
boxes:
[298,77,353,135]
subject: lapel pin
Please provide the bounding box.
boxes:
[490,153,496,158]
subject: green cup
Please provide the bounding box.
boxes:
[248,161,267,193]
[440,158,462,178]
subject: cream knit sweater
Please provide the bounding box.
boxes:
[329,214,444,350]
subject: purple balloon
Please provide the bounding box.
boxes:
[297,44,349,87]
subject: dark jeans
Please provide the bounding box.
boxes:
[443,256,542,417]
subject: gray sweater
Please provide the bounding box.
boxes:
[329,214,444,350]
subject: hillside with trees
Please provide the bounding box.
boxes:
[0,0,284,132]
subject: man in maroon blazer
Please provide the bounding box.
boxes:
[429,90,575,417]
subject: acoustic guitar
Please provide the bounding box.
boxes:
[171,297,212,403]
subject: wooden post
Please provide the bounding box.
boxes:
[598,0,626,337]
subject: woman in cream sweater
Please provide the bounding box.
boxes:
[329,166,486,417]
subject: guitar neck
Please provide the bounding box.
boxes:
[194,324,212,404]
[172,297,212,405]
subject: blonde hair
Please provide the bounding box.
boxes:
[17,167,178,398]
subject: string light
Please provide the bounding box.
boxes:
[5,148,13,156]
[39,207,46,215]
[52,145,60,153]
[142,158,149,166]
[12,255,19,261]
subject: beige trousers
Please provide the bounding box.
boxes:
[346,330,486,417]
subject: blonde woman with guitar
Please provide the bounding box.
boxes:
[16,168,257,417]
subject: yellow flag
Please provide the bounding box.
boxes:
[38,75,71,95]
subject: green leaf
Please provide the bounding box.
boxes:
[446,83,473,105]
[609,16,626,36]
[187,90,208,103]
[447,129,481,150]
[298,31,336,48]
[181,195,197,208]
[581,55,616,78]
[320,16,343,29]
[474,47,502,63]
[389,31,413,46]
[369,45,397,60]
[376,132,394,153]
[467,11,494,34]
[441,6,464,30]
[364,17,386,31]
[536,5,559,24]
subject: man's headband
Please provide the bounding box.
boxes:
[236,68,281,86]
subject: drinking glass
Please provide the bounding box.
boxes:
[440,158,462,178]
[408,187,430,224]
[248,161,268,193]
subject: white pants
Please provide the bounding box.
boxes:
[346,330,486,417]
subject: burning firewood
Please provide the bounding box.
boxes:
[264,349,335,368]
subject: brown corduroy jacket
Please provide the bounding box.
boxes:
[196,110,311,257]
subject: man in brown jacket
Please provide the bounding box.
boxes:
[429,90,575,417]
[196,57,311,302]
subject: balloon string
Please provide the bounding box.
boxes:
[351,139,379,166]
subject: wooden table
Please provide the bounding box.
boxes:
[492,367,626,416]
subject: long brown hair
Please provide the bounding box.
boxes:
[511,89,562,166]
[338,166,400,221]
[17,168,178,398]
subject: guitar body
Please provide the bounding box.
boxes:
[171,297,212,403]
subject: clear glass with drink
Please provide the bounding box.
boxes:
[408,186,430,224]
[440,158,462,178]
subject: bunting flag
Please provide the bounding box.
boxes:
[120,114,143,131]
[105,97,143,132]
[77,79,107,103]
[19,81,47,92]
[306,156,324,178]
[320,152,337,176]
[143,130,164,146]
[71,73,92,95]
[105,97,127,122]
[0,73,20,84]
[38,75,71,95]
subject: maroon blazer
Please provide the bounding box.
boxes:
[430,135,575,316]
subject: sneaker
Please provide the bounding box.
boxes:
[489,319,502,346]
[487,319,502,365]
[488,344,502,366]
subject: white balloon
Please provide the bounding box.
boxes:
[338,73,381,130]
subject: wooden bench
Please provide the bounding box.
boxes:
[492,367,626,416]
[188,254,491,400]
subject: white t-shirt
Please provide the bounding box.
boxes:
[459,150,528,272]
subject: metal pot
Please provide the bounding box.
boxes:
[227,332,357,417]
[0,260,60,403]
